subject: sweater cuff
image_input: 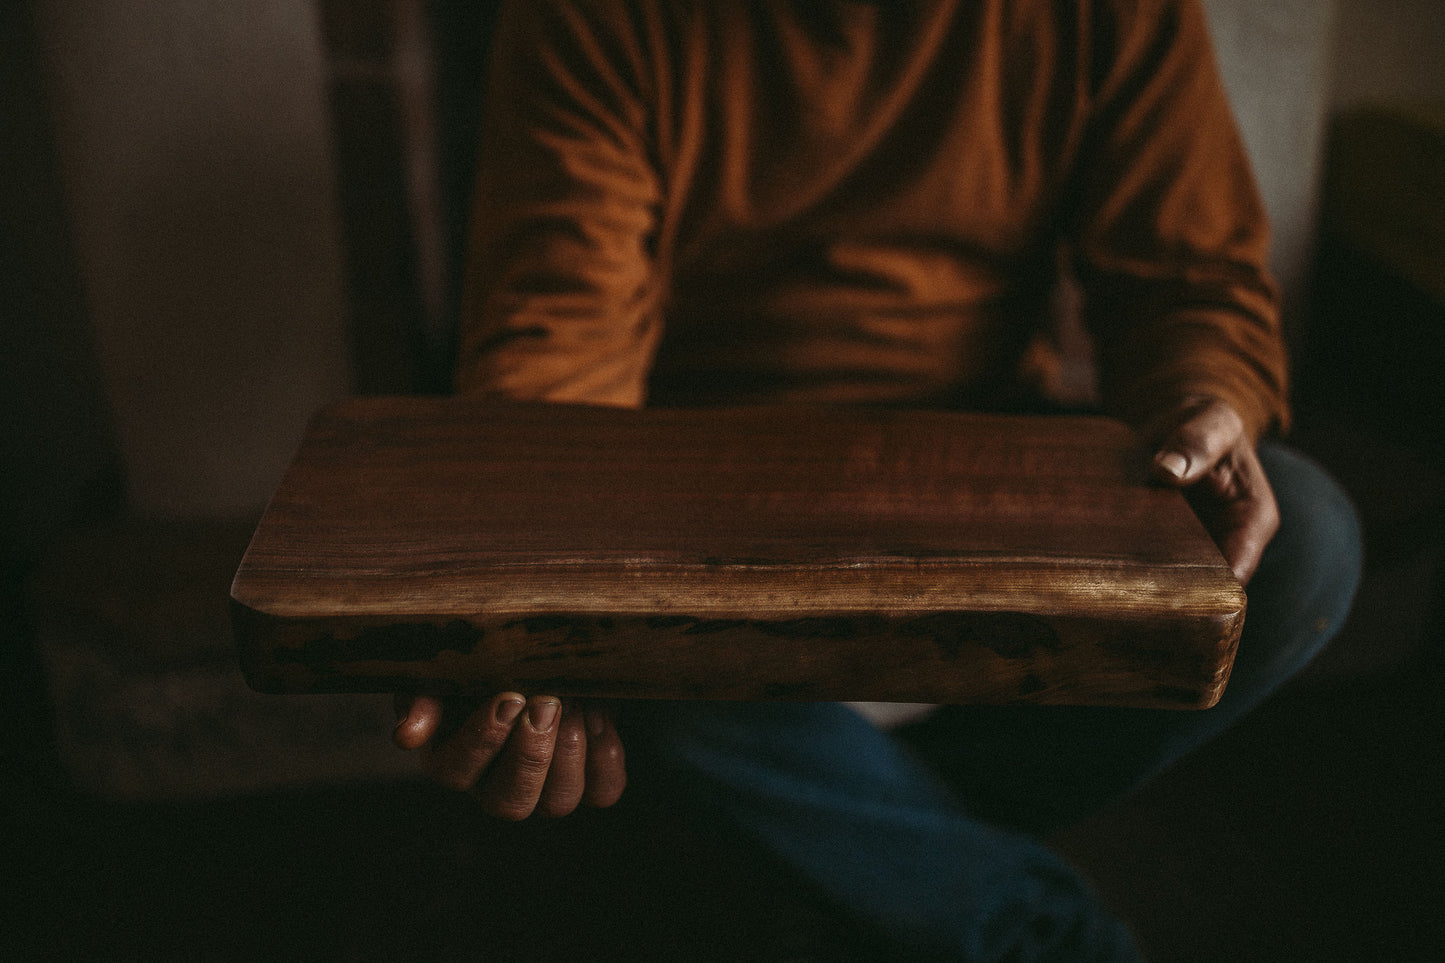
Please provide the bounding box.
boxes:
[1109,357,1290,444]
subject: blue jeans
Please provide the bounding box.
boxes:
[624,443,1362,961]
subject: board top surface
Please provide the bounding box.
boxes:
[231,398,1242,621]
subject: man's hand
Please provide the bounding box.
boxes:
[1147,396,1278,585]
[393,692,626,820]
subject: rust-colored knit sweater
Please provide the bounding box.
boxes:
[457,0,1288,439]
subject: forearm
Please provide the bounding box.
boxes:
[1068,0,1289,440]
[454,0,664,406]
[1084,271,1287,443]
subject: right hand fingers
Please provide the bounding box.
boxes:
[397,694,627,819]
[581,704,626,809]
[418,692,527,791]
[475,696,564,820]
[535,702,588,818]
[531,700,627,815]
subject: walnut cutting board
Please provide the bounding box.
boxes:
[231,398,1245,708]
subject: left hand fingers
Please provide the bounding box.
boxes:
[1147,396,1279,585]
[1192,442,1278,585]
[1149,396,1244,487]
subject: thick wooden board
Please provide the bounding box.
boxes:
[231,398,1245,708]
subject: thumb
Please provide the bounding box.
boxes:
[1151,399,1244,487]
[393,693,444,750]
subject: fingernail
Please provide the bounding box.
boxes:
[585,707,607,737]
[1155,451,1188,480]
[528,699,560,732]
[495,698,525,725]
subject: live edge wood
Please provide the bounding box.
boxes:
[231,398,1245,709]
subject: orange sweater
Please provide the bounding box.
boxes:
[457,0,1288,439]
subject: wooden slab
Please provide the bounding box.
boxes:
[231,398,1245,708]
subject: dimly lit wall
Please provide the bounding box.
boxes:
[1329,0,1445,111]
[32,0,352,519]
[1,3,118,559]
[1202,0,1336,332]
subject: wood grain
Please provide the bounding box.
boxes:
[231,398,1245,708]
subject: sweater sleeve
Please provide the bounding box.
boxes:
[1067,0,1289,440]
[454,0,664,406]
